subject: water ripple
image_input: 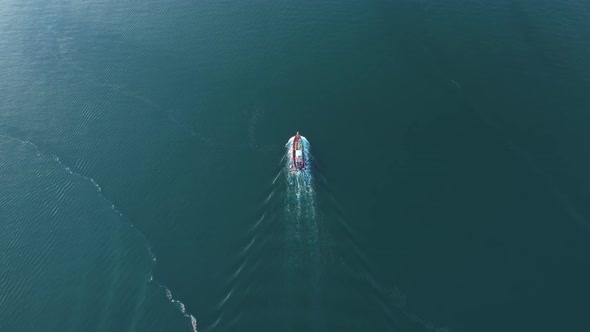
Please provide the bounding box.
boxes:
[0,133,197,331]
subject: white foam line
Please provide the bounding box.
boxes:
[218,287,234,307]
[0,134,198,331]
[264,191,274,204]
[231,260,247,279]
[155,283,198,332]
[240,236,256,256]
[272,171,282,184]
[251,213,265,231]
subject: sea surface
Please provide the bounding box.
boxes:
[1,0,590,331]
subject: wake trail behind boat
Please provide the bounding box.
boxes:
[283,135,322,331]
[284,135,318,257]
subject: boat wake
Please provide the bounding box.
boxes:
[282,135,323,329]
[284,135,319,264]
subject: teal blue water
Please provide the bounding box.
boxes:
[1,0,590,331]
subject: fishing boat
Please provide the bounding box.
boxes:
[291,132,306,171]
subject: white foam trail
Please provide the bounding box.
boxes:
[251,213,265,231]
[284,135,322,325]
[231,260,247,279]
[284,135,319,259]
[0,134,198,332]
[240,236,257,256]
[218,287,234,307]
[264,191,274,204]
[272,171,282,184]
[158,285,198,332]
